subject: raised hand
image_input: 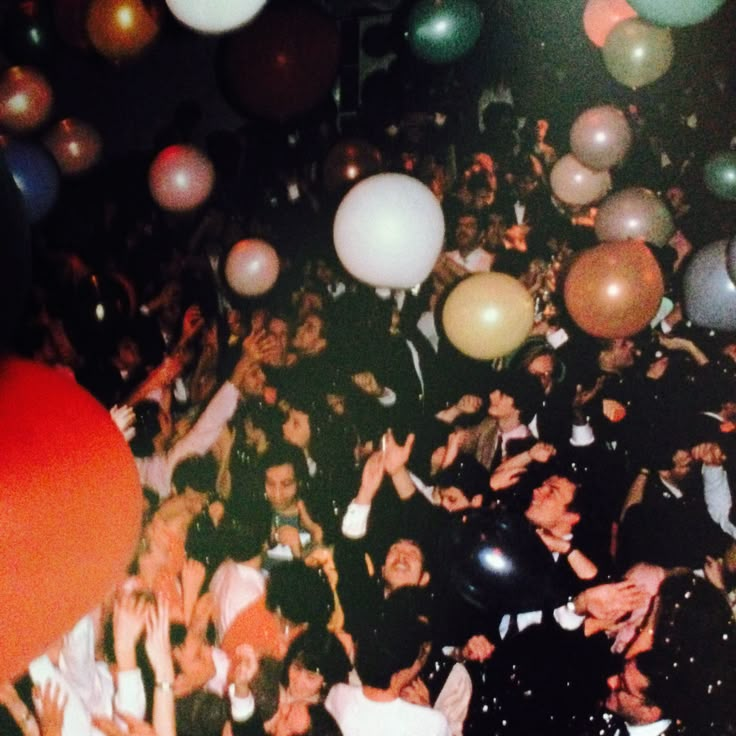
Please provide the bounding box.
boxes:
[34,681,67,736]
[145,597,174,683]
[574,580,651,623]
[461,634,495,662]
[110,404,136,443]
[383,428,415,477]
[232,644,260,698]
[356,450,385,504]
[113,592,150,671]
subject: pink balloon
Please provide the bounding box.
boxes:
[550,154,612,206]
[570,105,633,171]
[583,0,637,47]
[225,239,280,297]
[148,144,214,212]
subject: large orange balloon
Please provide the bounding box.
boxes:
[0,66,53,134]
[442,272,535,360]
[563,239,664,338]
[148,144,214,212]
[583,0,637,47]
[0,357,142,681]
[44,117,102,175]
[86,0,160,60]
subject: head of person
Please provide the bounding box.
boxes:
[354,594,432,692]
[597,337,637,373]
[260,442,309,514]
[512,154,544,199]
[280,627,351,701]
[607,572,736,730]
[292,312,328,357]
[488,370,545,426]
[381,538,430,594]
[233,402,283,457]
[535,118,549,143]
[433,454,491,512]
[280,397,313,452]
[454,209,484,255]
[264,312,292,367]
[509,337,565,397]
[524,473,580,536]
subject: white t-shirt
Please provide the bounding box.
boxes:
[325,683,451,736]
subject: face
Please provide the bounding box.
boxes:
[535,119,549,140]
[244,418,269,454]
[266,317,290,367]
[438,486,474,513]
[265,463,299,512]
[527,353,555,395]
[382,540,429,592]
[455,215,481,252]
[669,449,693,483]
[525,475,577,531]
[488,389,518,421]
[326,392,346,416]
[610,338,636,370]
[282,408,311,450]
[287,662,325,701]
[606,658,660,726]
[292,314,325,355]
[240,361,267,398]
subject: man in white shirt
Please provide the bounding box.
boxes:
[444,211,493,273]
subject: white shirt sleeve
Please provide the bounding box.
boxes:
[228,685,256,722]
[703,464,736,539]
[341,502,371,539]
[433,663,472,736]
[113,668,146,721]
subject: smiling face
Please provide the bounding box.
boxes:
[265,462,299,513]
[382,540,429,592]
[524,475,578,532]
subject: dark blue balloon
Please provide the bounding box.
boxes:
[2,140,60,223]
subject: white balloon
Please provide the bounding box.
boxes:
[165,0,267,34]
[333,173,445,289]
[225,239,280,297]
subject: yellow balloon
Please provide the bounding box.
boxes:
[442,272,534,360]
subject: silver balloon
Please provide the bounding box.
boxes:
[594,187,675,247]
[570,105,633,171]
[683,239,736,331]
[727,235,736,285]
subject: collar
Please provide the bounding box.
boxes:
[626,718,671,736]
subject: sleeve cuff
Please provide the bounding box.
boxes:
[341,502,370,539]
[377,387,397,407]
[228,685,256,722]
[553,602,586,630]
[569,423,594,447]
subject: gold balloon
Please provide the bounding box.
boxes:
[0,66,53,133]
[44,118,102,175]
[442,272,535,360]
[86,0,160,60]
[563,239,664,338]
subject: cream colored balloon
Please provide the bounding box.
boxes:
[442,272,535,360]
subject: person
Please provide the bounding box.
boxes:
[441,210,494,275]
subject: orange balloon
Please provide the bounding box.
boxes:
[563,239,664,338]
[0,358,142,681]
[583,0,637,47]
[0,66,53,133]
[44,117,102,175]
[148,144,214,212]
[86,0,160,60]
[323,139,383,194]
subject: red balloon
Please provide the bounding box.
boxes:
[0,66,53,134]
[0,358,142,681]
[583,0,637,47]
[220,2,340,122]
[148,144,215,212]
[86,0,161,60]
[44,117,102,175]
[323,138,383,194]
[563,239,664,338]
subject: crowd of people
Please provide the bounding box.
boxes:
[2,54,736,736]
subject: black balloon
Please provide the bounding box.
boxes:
[439,509,557,614]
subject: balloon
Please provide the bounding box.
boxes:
[86,0,161,61]
[583,0,637,48]
[563,239,664,338]
[442,272,535,360]
[0,152,31,348]
[219,2,340,122]
[0,0,57,66]
[704,151,736,201]
[627,0,726,27]
[683,239,736,332]
[44,118,102,175]
[323,139,383,195]
[0,357,142,682]
[0,66,53,134]
[438,509,557,614]
[165,0,266,34]
[570,105,633,170]
[225,238,280,297]
[2,139,60,223]
[727,235,736,286]
[53,0,92,50]
[594,187,674,247]
[602,18,673,89]
[148,145,214,212]
[550,154,612,206]
[333,173,444,289]
[406,0,483,64]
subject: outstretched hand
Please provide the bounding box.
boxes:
[383,429,415,477]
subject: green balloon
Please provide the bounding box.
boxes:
[628,0,726,27]
[406,0,483,64]
[704,151,736,201]
[602,18,673,89]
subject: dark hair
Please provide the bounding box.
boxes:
[175,691,229,736]
[266,560,334,629]
[433,454,491,504]
[280,627,351,691]
[508,336,565,385]
[172,454,219,495]
[233,402,283,444]
[489,370,545,425]
[260,441,309,486]
[304,703,343,736]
